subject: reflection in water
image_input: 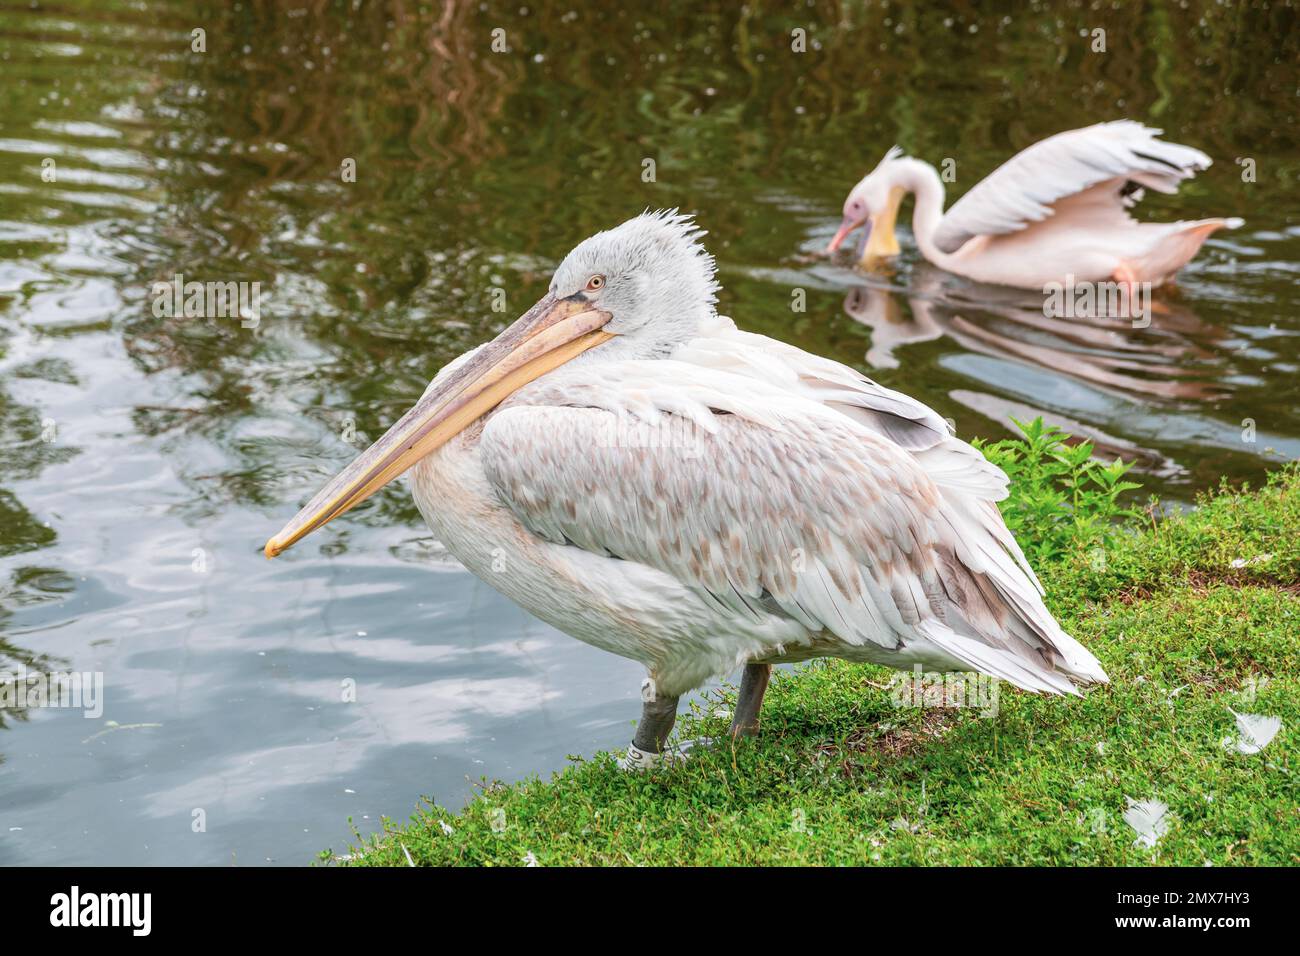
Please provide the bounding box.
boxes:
[837,265,1248,475]
[842,265,1225,402]
[0,0,1296,864]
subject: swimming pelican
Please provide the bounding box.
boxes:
[265,211,1108,769]
[828,121,1242,291]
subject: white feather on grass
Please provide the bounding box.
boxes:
[1222,709,1282,755]
[1123,798,1174,849]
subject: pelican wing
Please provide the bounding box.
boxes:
[675,316,1011,501]
[480,359,1107,693]
[932,121,1212,254]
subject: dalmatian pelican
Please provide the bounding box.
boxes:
[265,211,1108,770]
[828,121,1242,290]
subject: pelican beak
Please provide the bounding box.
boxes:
[264,293,614,558]
[857,186,905,265]
[826,212,864,254]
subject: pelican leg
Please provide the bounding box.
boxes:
[632,695,679,751]
[618,679,680,771]
[729,662,772,738]
[1112,263,1143,320]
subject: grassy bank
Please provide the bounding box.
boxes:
[326,424,1298,866]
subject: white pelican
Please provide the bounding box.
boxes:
[265,211,1108,769]
[828,121,1243,291]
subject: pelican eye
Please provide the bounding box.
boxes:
[585,274,605,292]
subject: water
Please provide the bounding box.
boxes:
[0,0,1296,865]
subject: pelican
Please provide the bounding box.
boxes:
[827,121,1243,291]
[265,211,1108,770]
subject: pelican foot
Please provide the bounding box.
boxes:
[613,743,686,775]
[617,742,663,772]
[616,737,715,771]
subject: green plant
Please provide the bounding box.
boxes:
[973,417,1143,569]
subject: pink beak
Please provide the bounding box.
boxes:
[826,213,866,254]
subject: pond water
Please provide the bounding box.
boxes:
[0,1,1296,865]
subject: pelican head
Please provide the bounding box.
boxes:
[264,209,716,558]
[827,145,906,263]
[551,209,718,353]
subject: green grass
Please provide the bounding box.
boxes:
[325,423,1299,866]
